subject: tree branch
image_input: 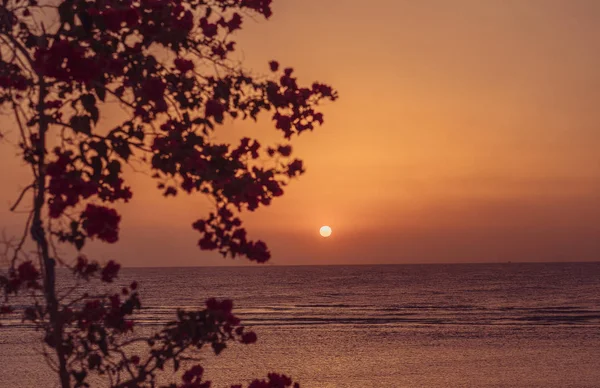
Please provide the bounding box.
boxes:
[10,184,33,212]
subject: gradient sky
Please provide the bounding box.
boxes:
[2,0,600,266]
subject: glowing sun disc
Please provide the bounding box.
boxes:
[319,225,332,237]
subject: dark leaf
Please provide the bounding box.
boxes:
[81,94,99,124]
[212,342,226,355]
[70,116,91,134]
[58,1,75,26]
[75,238,85,251]
[95,86,106,102]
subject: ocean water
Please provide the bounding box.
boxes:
[1,263,600,387]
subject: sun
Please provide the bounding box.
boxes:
[319,225,332,238]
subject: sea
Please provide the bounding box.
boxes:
[1,263,600,387]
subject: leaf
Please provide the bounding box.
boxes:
[58,1,75,26]
[90,140,108,158]
[107,160,122,178]
[89,106,99,125]
[90,155,103,177]
[114,140,132,161]
[81,94,95,108]
[212,342,226,355]
[95,85,106,102]
[75,238,85,251]
[81,94,99,124]
[70,116,91,134]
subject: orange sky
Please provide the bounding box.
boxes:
[2,0,600,266]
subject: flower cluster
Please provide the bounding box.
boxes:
[34,40,103,84]
[266,65,337,138]
[1,0,334,386]
[193,209,271,263]
[178,365,211,388]
[81,204,121,243]
[0,261,42,295]
[232,373,300,388]
[46,148,132,220]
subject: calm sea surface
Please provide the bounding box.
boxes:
[2,263,600,387]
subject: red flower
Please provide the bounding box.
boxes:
[164,186,178,197]
[102,9,123,32]
[123,8,140,27]
[174,58,195,72]
[241,331,257,344]
[81,204,121,243]
[313,112,324,124]
[198,234,218,250]
[182,365,206,385]
[142,78,167,102]
[0,306,13,314]
[101,260,121,283]
[274,114,292,133]
[244,240,270,263]
[73,256,100,279]
[221,299,233,314]
[277,145,292,157]
[192,220,206,232]
[205,99,225,119]
[88,353,102,369]
[17,261,40,283]
[287,159,304,177]
[241,0,273,18]
[174,10,194,32]
[227,13,243,32]
[200,18,218,37]
[206,298,219,310]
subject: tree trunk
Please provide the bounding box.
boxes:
[32,80,71,388]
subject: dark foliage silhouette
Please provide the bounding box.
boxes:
[0,0,336,386]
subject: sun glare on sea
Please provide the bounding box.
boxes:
[319,225,332,238]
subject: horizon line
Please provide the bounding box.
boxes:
[118,260,600,269]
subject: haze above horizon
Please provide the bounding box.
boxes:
[1,0,599,266]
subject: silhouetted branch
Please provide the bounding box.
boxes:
[10,184,33,212]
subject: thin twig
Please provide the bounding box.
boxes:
[10,184,34,212]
